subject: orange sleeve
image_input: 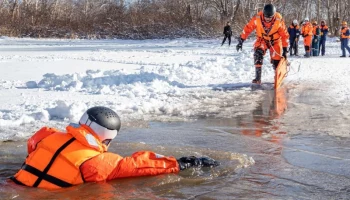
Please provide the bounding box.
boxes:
[27,127,59,154]
[240,16,257,40]
[278,20,290,47]
[80,151,179,182]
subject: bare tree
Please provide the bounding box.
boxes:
[0,0,346,38]
[209,0,238,24]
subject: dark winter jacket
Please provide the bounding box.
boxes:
[341,27,350,40]
[320,25,329,40]
[223,25,232,35]
[287,25,300,41]
[312,25,321,40]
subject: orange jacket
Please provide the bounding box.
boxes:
[240,11,289,47]
[301,22,313,37]
[11,125,179,189]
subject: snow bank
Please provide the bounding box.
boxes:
[0,38,266,132]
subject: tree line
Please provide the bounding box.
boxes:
[0,0,349,39]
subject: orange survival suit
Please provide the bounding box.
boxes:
[240,11,289,70]
[301,21,313,57]
[10,125,179,189]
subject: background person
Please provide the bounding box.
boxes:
[222,22,232,46]
[288,19,300,56]
[311,21,321,56]
[301,17,313,57]
[319,20,329,56]
[340,21,350,57]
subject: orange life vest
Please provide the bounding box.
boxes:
[11,125,104,189]
[312,25,320,36]
[255,12,284,41]
[320,25,328,31]
[320,25,328,36]
[341,27,350,39]
[289,25,300,30]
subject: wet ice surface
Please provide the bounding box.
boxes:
[1,38,350,199]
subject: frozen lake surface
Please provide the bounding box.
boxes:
[0,37,350,199]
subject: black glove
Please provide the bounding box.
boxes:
[282,47,288,59]
[236,38,244,52]
[177,156,220,170]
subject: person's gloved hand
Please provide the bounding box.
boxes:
[236,38,244,52]
[314,38,318,43]
[177,156,220,170]
[282,47,288,59]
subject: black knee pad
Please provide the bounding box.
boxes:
[272,60,280,70]
[305,46,310,51]
[254,48,265,65]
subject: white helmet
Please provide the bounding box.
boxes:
[304,17,309,22]
[79,106,121,146]
[293,19,298,25]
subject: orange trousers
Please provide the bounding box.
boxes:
[253,38,282,67]
[304,35,312,52]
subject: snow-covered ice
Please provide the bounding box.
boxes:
[0,37,349,140]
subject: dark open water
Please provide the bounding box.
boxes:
[1,88,350,200]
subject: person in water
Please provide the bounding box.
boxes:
[10,106,219,189]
